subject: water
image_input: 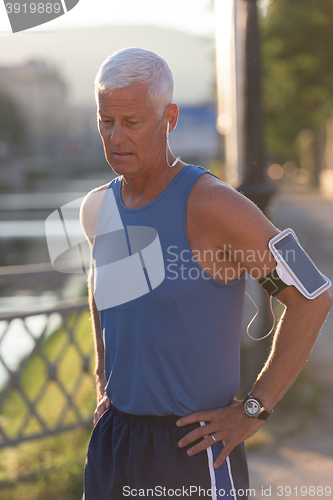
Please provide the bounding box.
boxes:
[0,296,62,389]
[0,189,94,388]
[0,219,85,238]
[0,192,87,211]
[0,190,87,239]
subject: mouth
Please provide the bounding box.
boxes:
[112,152,133,157]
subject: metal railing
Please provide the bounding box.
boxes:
[0,297,95,448]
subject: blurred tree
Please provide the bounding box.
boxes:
[0,88,25,150]
[262,0,333,178]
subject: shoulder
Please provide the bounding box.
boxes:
[80,181,111,245]
[188,171,264,222]
[189,171,256,209]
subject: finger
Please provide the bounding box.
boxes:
[178,423,216,448]
[186,434,223,456]
[98,396,110,411]
[213,441,233,469]
[94,401,106,425]
[176,410,215,427]
[186,431,225,456]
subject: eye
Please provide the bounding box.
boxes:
[98,116,112,124]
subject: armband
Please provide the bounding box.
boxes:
[260,229,331,300]
[259,269,288,297]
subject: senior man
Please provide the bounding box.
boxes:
[81,47,332,500]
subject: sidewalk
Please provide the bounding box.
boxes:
[246,181,333,500]
[270,182,333,384]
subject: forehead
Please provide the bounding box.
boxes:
[97,82,153,116]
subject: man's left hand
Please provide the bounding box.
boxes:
[176,398,264,468]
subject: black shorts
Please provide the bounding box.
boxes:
[83,405,249,500]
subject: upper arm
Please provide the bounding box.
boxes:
[196,176,279,280]
[80,184,109,248]
[80,184,109,291]
[197,176,332,312]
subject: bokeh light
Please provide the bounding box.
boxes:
[267,163,284,180]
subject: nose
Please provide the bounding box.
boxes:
[109,123,126,147]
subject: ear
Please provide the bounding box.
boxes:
[164,103,179,133]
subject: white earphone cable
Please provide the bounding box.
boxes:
[245,292,276,341]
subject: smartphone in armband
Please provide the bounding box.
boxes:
[269,228,331,300]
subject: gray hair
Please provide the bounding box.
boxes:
[95,47,174,116]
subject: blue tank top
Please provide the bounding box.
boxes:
[92,165,246,416]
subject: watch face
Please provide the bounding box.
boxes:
[245,399,260,416]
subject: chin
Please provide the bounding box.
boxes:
[108,159,140,177]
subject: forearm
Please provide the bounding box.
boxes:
[251,290,332,411]
[88,281,107,403]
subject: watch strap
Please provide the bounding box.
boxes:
[258,408,273,420]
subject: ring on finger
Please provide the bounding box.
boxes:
[211,434,217,443]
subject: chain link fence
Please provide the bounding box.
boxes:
[0,298,95,449]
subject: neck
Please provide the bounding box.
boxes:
[121,151,183,208]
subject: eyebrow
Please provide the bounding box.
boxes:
[97,113,142,120]
[123,114,142,120]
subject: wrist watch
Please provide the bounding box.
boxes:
[243,394,273,420]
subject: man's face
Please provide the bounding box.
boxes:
[97,83,167,176]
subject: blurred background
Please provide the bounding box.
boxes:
[0,0,332,498]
